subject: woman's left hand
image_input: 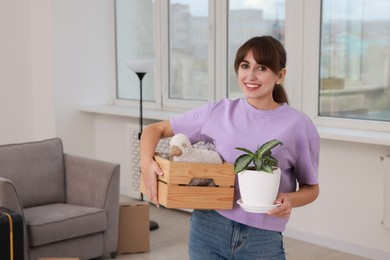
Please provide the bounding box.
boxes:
[267,193,292,218]
[267,184,320,218]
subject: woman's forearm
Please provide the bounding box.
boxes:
[289,184,320,208]
[140,120,173,164]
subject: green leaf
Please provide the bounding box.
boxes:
[261,164,273,174]
[258,139,283,156]
[234,154,253,174]
[263,150,271,156]
[253,158,263,171]
[263,154,278,167]
[235,147,255,156]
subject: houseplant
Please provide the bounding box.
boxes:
[234,139,283,211]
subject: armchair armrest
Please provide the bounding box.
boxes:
[64,154,120,208]
[64,153,120,254]
[0,177,30,260]
[0,177,24,214]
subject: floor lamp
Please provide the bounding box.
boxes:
[126,59,159,231]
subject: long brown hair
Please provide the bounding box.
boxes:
[234,36,289,104]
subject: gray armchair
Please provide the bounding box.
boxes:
[0,138,120,260]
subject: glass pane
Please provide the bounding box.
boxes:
[319,0,390,121]
[169,0,208,101]
[228,0,286,99]
[115,0,155,101]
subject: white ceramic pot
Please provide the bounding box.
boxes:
[238,168,281,206]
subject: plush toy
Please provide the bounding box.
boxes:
[168,133,222,187]
[169,133,223,164]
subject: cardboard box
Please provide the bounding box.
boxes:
[140,156,235,209]
[117,201,150,254]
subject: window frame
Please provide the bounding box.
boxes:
[114,0,228,111]
[113,0,162,111]
[160,0,216,110]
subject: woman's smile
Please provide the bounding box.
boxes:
[244,83,261,89]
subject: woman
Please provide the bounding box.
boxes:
[140,36,320,259]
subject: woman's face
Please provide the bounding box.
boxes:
[237,50,285,109]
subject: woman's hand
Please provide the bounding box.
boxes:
[140,158,164,207]
[267,184,319,218]
[267,193,292,218]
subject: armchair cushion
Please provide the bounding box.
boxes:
[24,203,106,247]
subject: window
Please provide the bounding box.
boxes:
[115,0,156,102]
[169,0,209,101]
[114,0,390,135]
[319,0,390,122]
[115,0,286,109]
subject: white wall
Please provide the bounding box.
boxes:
[286,140,390,258]
[0,0,35,143]
[50,0,116,156]
[0,0,115,157]
[1,1,390,258]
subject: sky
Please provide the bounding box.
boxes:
[171,0,285,19]
[170,0,389,21]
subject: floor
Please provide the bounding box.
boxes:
[102,202,369,260]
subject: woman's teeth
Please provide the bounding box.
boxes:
[245,83,259,88]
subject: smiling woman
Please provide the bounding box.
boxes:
[234,36,288,109]
[236,50,284,109]
[139,35,320,259]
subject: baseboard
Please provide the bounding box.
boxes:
[284,228,390,260]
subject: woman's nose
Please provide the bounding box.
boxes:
[247,69,257,80]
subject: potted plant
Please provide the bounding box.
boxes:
[234,139,283,212]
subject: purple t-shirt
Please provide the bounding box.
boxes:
[170,98,320,232]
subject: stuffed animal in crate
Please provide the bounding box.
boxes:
[169,133,222,164]
[169,133,222,187]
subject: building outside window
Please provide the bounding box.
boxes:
[169,0,209,101]
[319,0,390,122]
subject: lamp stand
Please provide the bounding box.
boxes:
[135,72,159,231]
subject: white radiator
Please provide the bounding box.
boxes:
[381,155,390,229]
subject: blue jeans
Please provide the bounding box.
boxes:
[188,210,285,260]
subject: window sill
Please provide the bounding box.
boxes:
[79,105,390,147]
[79,104,180,121]
[317,126,390,146]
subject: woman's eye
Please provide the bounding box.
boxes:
[240,63,249,69]
[259,66,267,71]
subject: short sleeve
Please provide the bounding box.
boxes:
[169,102,214,143]
[294,137,320,185]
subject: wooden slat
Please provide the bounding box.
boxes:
[158,182,234,209]
[154,156,234,187]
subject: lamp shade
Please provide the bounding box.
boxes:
[125,59,155,73]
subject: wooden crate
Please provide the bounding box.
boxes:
[140,156,235,209]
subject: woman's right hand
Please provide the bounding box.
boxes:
[140,158,164,207]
